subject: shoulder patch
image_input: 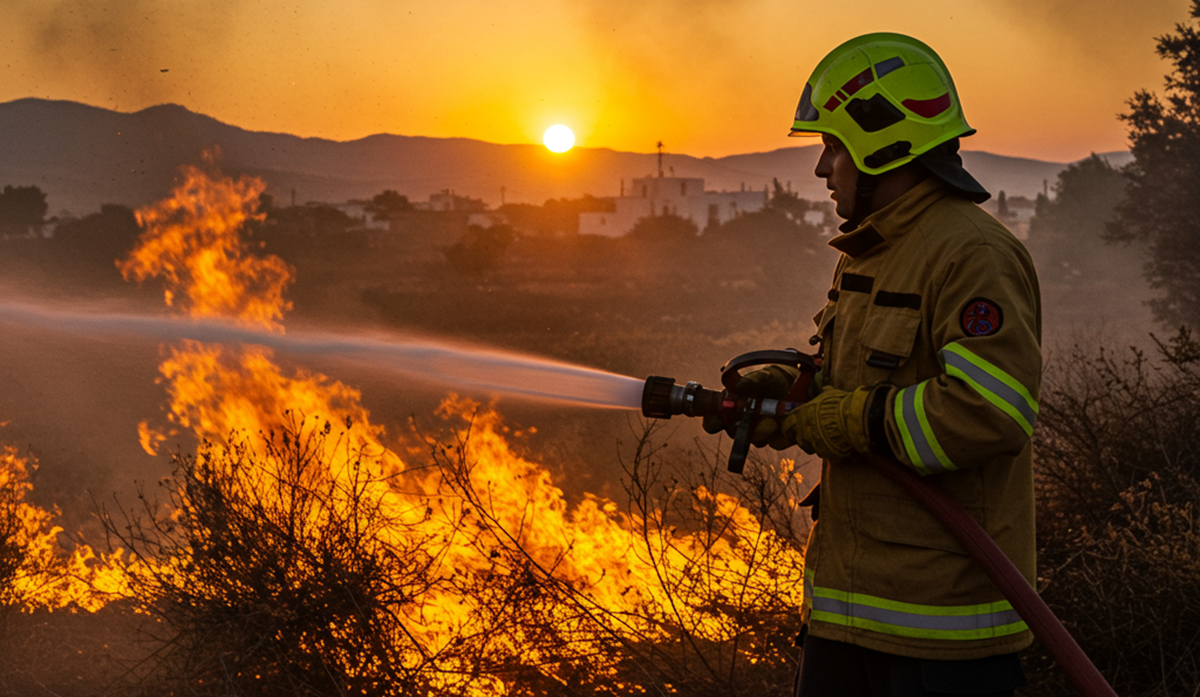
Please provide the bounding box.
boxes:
[961,298,1003,337]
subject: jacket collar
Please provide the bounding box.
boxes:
[828,178,951,258]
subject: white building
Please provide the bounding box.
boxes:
[580,175,767,237]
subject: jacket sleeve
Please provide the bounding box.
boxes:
[885,240,1042,475]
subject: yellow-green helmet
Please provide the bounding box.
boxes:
[790,33,975,175]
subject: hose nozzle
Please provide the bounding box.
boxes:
[640,349,818,474]
[640,376,727,420]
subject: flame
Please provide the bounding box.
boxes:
[40,161,806,691]
[426,398,807,651]
[0,444,117,611]
[118,161,292,331]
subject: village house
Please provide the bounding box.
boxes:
[579,174,767,237]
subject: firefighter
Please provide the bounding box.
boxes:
[746,33,1041,696]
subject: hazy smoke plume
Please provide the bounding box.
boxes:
[9,0,242,105]
[987,0,1186,75]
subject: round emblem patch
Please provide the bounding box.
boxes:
[961,298,1003,337]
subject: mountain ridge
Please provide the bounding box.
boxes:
[0,98,1126,217]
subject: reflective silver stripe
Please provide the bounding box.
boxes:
[810,589,1028,640]
[940,343,1038,436]
[896,383,953,474]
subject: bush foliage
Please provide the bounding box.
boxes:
[102,416,444,696]
[1030,329,1200,696]
[99,412,810,697]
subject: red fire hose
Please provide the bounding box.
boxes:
[863,454,1118,697]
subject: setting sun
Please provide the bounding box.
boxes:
[543,125,575,153]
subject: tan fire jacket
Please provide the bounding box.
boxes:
[801,178,1041,660]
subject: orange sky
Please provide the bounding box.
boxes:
[1,0,1191,162]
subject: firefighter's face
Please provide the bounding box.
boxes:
[815,134,859,221]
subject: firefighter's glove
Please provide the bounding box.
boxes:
[702,365,799,446]
[780,385,874,461]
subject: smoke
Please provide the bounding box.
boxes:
[7,0,244,106]
[983,0,1187,79]
[991,0,1186,43]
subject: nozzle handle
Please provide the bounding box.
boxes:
[720,349,815,392]
[729,415,753,474]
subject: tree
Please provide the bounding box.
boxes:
[265,203,356,236]
[499,195,615,236]
[1026,155,1128,281]
[0,184,48,235]
[52,204,141,261]
[365,190,413,221]
[625,211,698,243]
[1107,1,1200,327]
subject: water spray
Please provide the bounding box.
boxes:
[0,301,645,409]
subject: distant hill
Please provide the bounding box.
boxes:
[0,98,1125,217]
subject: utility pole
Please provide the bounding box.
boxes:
[656,141,664,178]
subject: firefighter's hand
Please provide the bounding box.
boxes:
[780,385,873,460]
[731,365,799,399]
[702,365,799,443]
[702,415,789,449]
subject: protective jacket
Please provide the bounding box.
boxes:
[801,177,1041,660]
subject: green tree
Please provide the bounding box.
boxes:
[0,184,48,235]
[1027,155,1128,281]
[1107,1,1200,327]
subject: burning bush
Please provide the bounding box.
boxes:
[1030,329,1200,696]
[102,414,443,696]
[0,445,51,610]
[0,444,111,613]
[431,414,809,696]
[101,407,810,697]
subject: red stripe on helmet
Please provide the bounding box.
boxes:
[902,93,951,118]
[841,67,874,96]
[823,95,842,111]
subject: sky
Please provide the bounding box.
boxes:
[1,0,1193,162]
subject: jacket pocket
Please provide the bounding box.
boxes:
[859,305,921,374]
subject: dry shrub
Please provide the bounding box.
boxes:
[101,409,810,697]
[1030,329,1200,696]
[102,414,442,697]
[433,419,809,697]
